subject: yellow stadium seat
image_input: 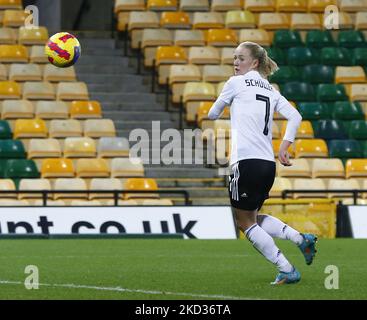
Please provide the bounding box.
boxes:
[35,101,69,119]
[139,199,173,206]
[202,65,233,83]
[183,82,216,102]
[272,122,280,139]
[206,28,238,47]
[328,178,360,198]
[214,119,231,139]
[128,11,159,31]
[356,12,367,30]
[9,63,42,82]
[292,178,327,199]
[0,199,29,206]
[174,30,205,46]
[280,120,314,139]
[269,177,292,197]
[245,0,275,12]
[225,10,256,29]
[114,0,145,14]
[89,178,123,200]
[147,0,177,11]
[335,67,366,84]
[0,0,22,9]
[220,47,235,65]
[0,45,28,62]
[277,158,312,178]
[308,0,337,12]
[69,200,103,206]
[22,81,55,100]
[2,100,34,119]
[41,158,75,178]
[272,139,295,158]
[30,199,66,206]
[28,139,62,159]
[294,139,328,158]
[0,80,20,99]
[239,29,271,47]
[216,81,225,96]
[98,137,130,158]
[340,0,366,12]
[18,27,49,45]
[49,119,83,138]
[30,45,48,64]
[160,11,191,29]
[111,157,145,178]
[18,179,52,200]
[0,27,17,44]
[361,180,367,199]
[76,158,110,178]
[211,0,242,11]
[312,158,345,178]
[0,64,7,80]
[56,82,89,101]
[332,12,354,29]
[102,199,139,206]
[192,12,224,29]
[84,119,116,138]
[156,46,188,84]
[63,137,96,158]
[179,0,210,11]
[188,46,220,64]
[124,178,159,200]
[70,101,102,119]
[53,178,88,200]
[43,64,77,82]
[277,0,307,12]
[2,10,29,27]
[258,13,290,30]
[0,179,16,198]
[345,159,367,178]
[117,12,131,32]
[291,13,322,30]
[197,101,218,126]
[346,84,367,101]
[14,119,48,139]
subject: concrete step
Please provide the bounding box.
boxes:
[78,74,143,85]
[79,38,116,49]
[156,178,225,188]
[77,56,129,66]
[145,166,219,179]
[104,111,172,121]
[102,102,165,111]
[113,120,175,130]
[90,92,157,103]
[82,49,123,56]
[87,83,149,93]
[75,65,135,74]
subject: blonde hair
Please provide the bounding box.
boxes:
[238,41,279,78]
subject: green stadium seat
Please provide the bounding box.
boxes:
[0,159,8,178]
[314,120,348,140]
[317,84,348,102]
[287,47,319,66]
[0,140,25,159]
[266,47,287,65]
[4,159,40,180]
[338,30,366,49]
[332,102,365,121]
[302,65,334,84]
[306,30,335,49]
[269,66,300,84]
[0,120,12,139]
[353,48,367,66]
[328,139,363,160]
[281,82,315,102]
[361,141,367,158]
[297,102,331,120]
[348,120,367,140]
[273,30,303,49]
[321,47,352,66]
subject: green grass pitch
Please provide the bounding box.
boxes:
[0,238,366,300]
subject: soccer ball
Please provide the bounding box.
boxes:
[45,32,81,68]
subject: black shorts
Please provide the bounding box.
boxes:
[228,159,276,211]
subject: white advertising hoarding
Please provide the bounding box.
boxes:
[348,206,367,238]
[0,206,237,239]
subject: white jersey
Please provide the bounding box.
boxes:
[209,70,302,166]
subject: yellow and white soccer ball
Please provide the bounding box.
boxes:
[45,32,81,68]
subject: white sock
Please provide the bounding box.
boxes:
[257,214,304,246]
[245,223,293,273]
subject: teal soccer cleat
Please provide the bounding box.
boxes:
[298,233,318,265]
[271,267,301,285]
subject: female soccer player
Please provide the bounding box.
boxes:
[208,42,317,285]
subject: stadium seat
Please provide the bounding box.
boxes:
[348,120,367,140]
[114,0,145,13]
[13,119,48,139]
[22,81,55,100]
[294,139,328,158]
[327,178,360,198]
[4,159,40,180]
[290,13,321,30]
[317,84,348,102]
[280,120,314,139]
[30,45,49,64]
[0,27,16,44]
[345,159,367,178]
[0,139,25,158]
[328,140,363,159]
[332,102,365,121]
[68,200,103,206]
[183,82,216,102]
[31,199,66,206]
[0,179,16,198]
[272,30,302,49]
[202,65,233,82]
[340,0,367,12]
[197,101,229,128]
[169,64,201,102]
[49,119,83,138]
[35,101,69,119]
[173,30,205,46]
[276,0,306,11]
[225,10,256,29]
[0,81,21,99]
[18,26,49,45]
[0,120,12,139]
[0,0,22,9]
[28,139,62,159]
[2,100,34,119]
[84,119,116,138]
[206,28,238,47]
[18,179,51,200]
[142,29,174,67]
[333,11,354,29]
[292,178,327,199]
[266,47,286,65]
[211,0,242,11]
[0,199,29,206]
[123,178,159,200]
[69,101,102,119]
[179,0,210,11]
[287,47,319,66]
[89,178,123,200]
[43,65,77,82]
[41,158,75,178]
[128,11,159,32]
[111,157,144,178]
[76,158,110,178]
[239,29,271,47]
[281,82,315,102]
[335,66,366,84]
[302,65,334,84]
[244,0,275,12]
[139,199,173,206]
[155,46,187,84]
[345,84,367,101]
[295,103,331,121]
[0,45,28,63]
[63,137,96,158]
[311,158,345,178]
[272,139,295,158]
[160,11,190,29]
[277,158,311,178]
[320,47,352,66]
[9,63,42,81]
[56,82,89,101]
[53,178,88,200]
[306,30,335,48]
[98,137,130,158]
[269,177,292,197]
[258,13,290,30]
[338,30,365,48]
[0,64,7,80]
[192,12,224,29]
[147,0,177,11]
[308,0,337,12]
[2,10,29,27]
[356,12,367,30]
[314,120,348,140]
